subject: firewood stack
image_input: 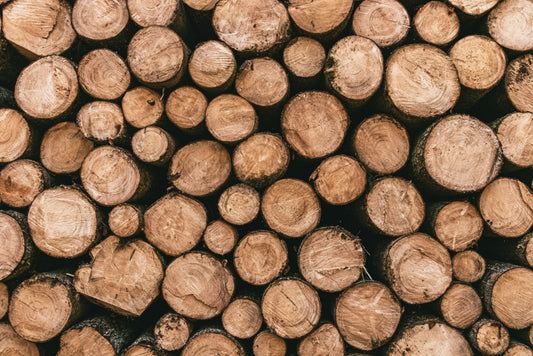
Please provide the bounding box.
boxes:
[1,0,533,354]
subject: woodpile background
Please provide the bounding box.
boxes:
[1,0,533,355]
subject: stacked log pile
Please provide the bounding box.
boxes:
[1,0,533,355]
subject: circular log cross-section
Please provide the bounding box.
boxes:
[353,114,409,175]
[468,319,510,356]
[58,329,114,356]
[262,278,321,339]
[253,331,286,356]
[494,112,533,168]
[439,283,482,329]
[504,342,533,356]
[452,250,486,283]
[2,0,76,59]
[168,140,231,197]
[385,44,460,120]
[0,212,32,281]
[128,0,186,33]
[122,87,164,129]
[222,298,263,339]
[0,160,49,208]
[108,204,143,238]
[218,184,260,226]
[128,26,188,88]
[181,330,244,356]
[298,323,344,356]
[78,49,131,101]
[166,86,207,132]
[363,177,425,237]
[298,227,365,292]
[287,0,354,39]
[40,122,94,174]
[77,101,126,143]
[505,54,533,113]
[414,1,459,46]
[0,109,30,164]
[488,0,533,52]
[15,56,78,121]
[213,0,290,54]
[132,126,176,166]
[335,281,402,351]
[162,252,235,320]
[203,220,238,256]
[352,0,410,48]
[382,233,452,304]
[72,0,129,42]
[325,36,383,108]
[189,41,236,93]
[262,179,321,238]
[0,323,39,355]
[282,91,348,159]
[154,313,190,352]
[283,37,325,85]
[144,192,207,256]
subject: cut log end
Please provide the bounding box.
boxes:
[154,313,190,351]
[298,323,344,356]
[222,298,263,339]
[253,331,286,356]
[452,250,486,283]
[449,0,499,15]
[0,212,28,281]
[166,86,207,131]
[0,109,30,164]
[218,184,260,226]
[189,41,236,93]
[182,330,244,356]
[0,323,39,356]
[505,54,533,113]
[58,326,116,356]
[468,319,510,356]
[206,94,258,144]
[488,0,533,51]
[72,0,129,41]
[414,1,459,46]
[122,87,164,129]
[440,283,482,329]
[433,201,483,252]
[77,101,126,143]
[108,204,143,238]
[495,112,533,168]
[203,220,238,255]
[283,37,326,79]
[504,341,533,356]
[0,160,49,208]
[287,0,353,38]
[132,126,176,166]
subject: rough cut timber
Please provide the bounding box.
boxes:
[282,37,325,90]
[468,318,510,356]
[154,313,190,352]
[0,211,34,281]
[222,298,263,339]
[0,159,50,208]
[253,331,286,356]
[72,0,130,44]
[452,250,486,283]
[165,86,207,133]
[504,54,533,113]
[297,323,344,356]
[0,109,31,164]
[218,184,260,226]
[76,101,127,143]
[122,87,164,129]
[131,126,176,166]
[181,329,244,356]
[414,1,459,46]
[188,40,236,94]
[492,112,533,169]
[487,0,533,51]
[0,322,39,355]
[203,220,238,256]
[127,0,188,36]
[108,204,143,238]
[438,283,482,329]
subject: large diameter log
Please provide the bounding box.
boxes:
[414,1,459,46]
[282,37,325,89]
[122,87,164,129]
[0,109,31,164]
[488,0,533,52]
[0,323,39,355]
[165,86,207,133]
[452,250,486,283]
[181,329,244,356]
[504,55,533,113]
[72,0,129,43]
[439,283,482,329]
[0,211,35,281]
[76,101,127,143]
[108,203,143,238]
[253,331,286,356]
[203,220,238,256]
[468,318,510,355]
[131,126,176,166]
[493,112,533,169]
[297,323,344,356]
[154,313,190,352]
[189,41,236,94]
[222,298,263,339]
[218,184,260,225]
[0,160,51,208]
[9,272,85,343]
[74,235,164,317]
[335,281,402,350]
[479,233,533,268]
[127,0,187,36]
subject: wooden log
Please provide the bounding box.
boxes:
[352,0,410,48]
[0,322,39,355]
[72,0,129,44]
[78,49,131,101]
[412,114,502,194]
[162,251,235,320]
[413,1,459,46]
[124,331,170,356]
[452,250,486,283]
[222,297,262,339]
[449,0,499,16]
[203,220,238,255]
[2,0,76,59]
[165,86,207,133]
[492,112,533,170]
[154,313,191,352]
[189,41,236,94]
[232,133,290,189]
[76,101,127,143]
[0,109,31,164]
[261,277,321,339]
[504,341,533,356]
[127,0,188,36]
[218,184,260,226]
[261,179,321,238]
[479,233,533,268]
[127,26,188,88]
[281,91,348,159]
[183,0,217,12]
[0,283,8,319]
[131,126,176,166]
[122,87,164,129]
[108,203,143,238]
[205,94,258,144]
[282,37,325,90]
[181,329,244,356]
[233,230,288,286]
[74,235,164,317]
[253,331,286,356]
[359,177,425,237]
[488,0,533,52]
[15,56,78,121]
[9,272,85,342]
[28,186,101,258]
[479,178,533,238]
[168,140,231,197]
[335,281,402,351]
[0,211,34,281]
[297,323,344,356]
[144,192,207,256]
[0,160,51,208]
[504,54,533,113]
[468,318,510,355]
[439,283,482,329]
[352,114,409,175]
[40,122,94,174]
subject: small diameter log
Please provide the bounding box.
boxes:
[384,44,460,121]
[203,220,238,255]
[74,235,164,317]
[449,0,499,15]
[0,211,34,281]
[205,94,258,144]
[439,283,482,329]
[281,91,348,159]
[212,0,290,55]
[505,341,533,356]
[122,87,164,129]
[352,0,410,48]
[298,226,365,292]
[235,58,289,111]
[9,272,84,343]
[0,160,50,208]
[412,114,502,194]
[493,112,533,169]
[182,329,244,356]
[28,187,100,259]
[127,0,187,36]
[78,49,131,101]
[414,1,459,46]
[298,323,344,356]
[381,233,452,304]
[253,331,286,356]
[168,140,231,197]
[452,250,486,283]
[233,230,288,286]
[189,41,236,94]
[262,179,321,238]
[262,278,321,339]
[165,86,207,133]
[2,0,76,59]
[468,318,510,355]
[222,298,263,339]
[144,192,207,256]
[479,233,533,268]
[282,37,325,89]
[154,313,191,352]
[218,184,260,226]
[132,126,176,166]
[0,323,39,355]
[76,101,127,143]
[0,109,31,164]
[108,203,143,238]
[162,251,235,320]
[480,262,533,329]
[40,122,94,174]
[81,146,150,206]
[505,55,533,116]
[488,0,533,52]
[479,178,533,238]
[324,36,383,108]
[352,114,409,175]
[360,177,425,237]
[127,26,188,88]
[15,56,78,121]
[335,281,402,351]
[310,154,366,205]
[0,283,8,319]
[124,332,170,356]
[232,133,290,189]
[72,0,129,43]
